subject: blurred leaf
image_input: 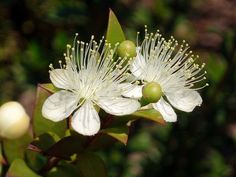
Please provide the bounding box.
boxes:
[52,32,69,52]
[43,135,86,159]
[3,133,32,164]
[6,159,41,177]
[202,150,232,177]
[154,0,172,22]
[133,109,165,124]
[33,84,67,137]
[25,150,47,172]
[25,41,47,70]
[128,132,152,152]
[101,126,129,145]
[207,54,227,83]
[76,152,107,177]
[46,162,83,177]
[106,9,125,47]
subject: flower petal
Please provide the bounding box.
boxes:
[71,101,100,136]
[130,48,146,79]
[50,69,73,89]
[166,90,202,112]
[153,97,177,122]
[97,97,140,116]
[119,83,143,99]
[42,90,77,122]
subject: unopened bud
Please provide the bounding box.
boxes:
[117,40,137,58]
[142,82,163,103]
[0,101,30,139]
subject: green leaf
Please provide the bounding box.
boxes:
[3,133,32,164]
[106,9,126,46]
[25,150,47,172]
[31,132,60,151]
[6,159,41,177]
[133,109,165,124]
[76,152,107,177]
[101,126,129,145]
[39,83,59,93]
[46,162,83,177]
[33,84,67,137]
[43,135,86,159]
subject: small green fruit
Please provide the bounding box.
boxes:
[142,82,163,103]
[117,40,137,58]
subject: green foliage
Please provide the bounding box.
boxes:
[42,135,85,159]
[6,159,41,177]
[76,152,107,177]
[46,162,83,177]
[2,133,32,164]
[0,0,236,177]
[133,109,165,124]
[101,126,129,145]
[33,84,67,137]
[106,9,126,46]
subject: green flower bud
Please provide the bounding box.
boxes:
[142,82,163,103]
[117,40,137,58]
[0,101,30,139]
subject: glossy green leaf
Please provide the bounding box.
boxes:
[29,132,60,157]
[133,109,165,124]
[6,159,41,177]
[106,9,126,46]
[33,84,67,137]
[43,135,86,159]
[101,126,129,145]
[76,152,107,177]
[3,133,32,164]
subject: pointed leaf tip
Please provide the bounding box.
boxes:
[106,9,126,46]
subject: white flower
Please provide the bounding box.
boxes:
[123,29,208,122]
[42,35,140,136]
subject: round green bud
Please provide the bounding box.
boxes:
[0,101,30,139]
[142,82,163,103]
[117,40,137,58]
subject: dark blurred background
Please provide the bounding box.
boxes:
[0,0,236,176]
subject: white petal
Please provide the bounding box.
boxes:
[97,97,140,116]
[130,48,146,79]
[42,90,77,122]
[153,97,177,122]
[71,101,100,136]
[166,90,202,112]
[119,83,143,99]
[50,69,72,89]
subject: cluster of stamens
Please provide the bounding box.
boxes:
[134,26,208,92]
